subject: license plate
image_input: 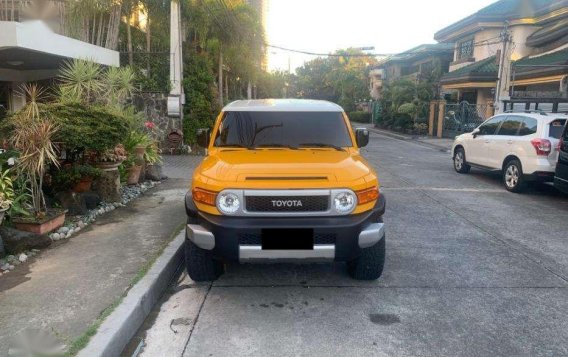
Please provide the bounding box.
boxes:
[261,229,314,250]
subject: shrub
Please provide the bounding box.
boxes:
[348,111,371,123]
[53,164,102,190]
[393,114,413,130]
[45,102,129,154]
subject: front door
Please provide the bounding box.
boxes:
[467,116,504,167]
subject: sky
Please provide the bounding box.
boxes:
[266,0,497,72]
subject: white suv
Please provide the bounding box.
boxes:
[452,112,568,192]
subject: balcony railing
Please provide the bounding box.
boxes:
[511,91,568,99]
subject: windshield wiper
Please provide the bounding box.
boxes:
[298,143,345,151]
[253,144,299,150]
[216,144,254,150]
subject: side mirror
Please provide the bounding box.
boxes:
[355,128,369,148]
[196,128,210,148]
[472,128,480,138]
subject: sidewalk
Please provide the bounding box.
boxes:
[0,155,201,355]
[360,124,454,152]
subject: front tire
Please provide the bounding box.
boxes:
[454,147,470,173]
[185,239,224,282]
[503,159,526,193]
[347,237,385,280]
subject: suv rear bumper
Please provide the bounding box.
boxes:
[185,194,386,262]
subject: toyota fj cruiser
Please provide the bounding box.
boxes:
[185,99,386,281]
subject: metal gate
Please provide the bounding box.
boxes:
[442,101,490,139]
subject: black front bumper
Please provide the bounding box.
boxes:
[185,193,386,262]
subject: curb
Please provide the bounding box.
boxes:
[78,231,185,357]
[367,127,451,152]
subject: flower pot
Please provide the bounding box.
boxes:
[127,165,143,185]
[94,161,122,171]
[12,209,66,235]
[135,145,146,157]
[72,177,93,193]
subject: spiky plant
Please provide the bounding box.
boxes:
[103,66,136,109]
[11,83,59,215]
[58,59,104,104]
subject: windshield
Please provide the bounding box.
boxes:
[213,111,353,148]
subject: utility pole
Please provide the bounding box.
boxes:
[495,22,511,113]
[167,0,184,120]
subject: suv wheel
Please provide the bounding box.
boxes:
[347,237,385,280]
[185,216,224,281]
[453,148,470,173]
[503,159,526,193]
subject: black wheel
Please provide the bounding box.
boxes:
[453,147,470,174]
[503,159,526,193]
[347,237,385,280]
[185,216,224,282]
[185,239,224,282]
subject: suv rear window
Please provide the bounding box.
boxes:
[214,111,353,148]
[548,119,566,139]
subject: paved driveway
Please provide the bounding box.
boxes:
[125,133,568,357]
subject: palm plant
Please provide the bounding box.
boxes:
[11,84,59,215]
[103,66,136,109]
[58,59,104,104]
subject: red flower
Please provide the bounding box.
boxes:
[145,121,155,129]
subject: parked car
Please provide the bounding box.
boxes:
[185,99,386,281]
[452,111,568,192]
[554,120,568,193]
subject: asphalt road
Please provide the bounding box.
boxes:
[125,133,568,357]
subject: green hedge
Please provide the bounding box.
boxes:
[348,111,371,123]
[45,102,129,153]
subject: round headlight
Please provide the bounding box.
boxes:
[217,192,240,214]
[333,191,356,214]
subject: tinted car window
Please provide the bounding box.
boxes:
[214,111,353,148]
[496,116,522,136]
[548,119,566,139]
[518,117,538,136]
[478,117,503,135]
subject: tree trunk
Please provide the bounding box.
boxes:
[146,11,151,74]
[218,49,224,106]
[127,16,134,66]
[247,81,252,99]
[225,73,229,101]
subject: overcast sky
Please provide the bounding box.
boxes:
[266,0,497,72]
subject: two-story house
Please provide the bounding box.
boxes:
[369,43,454,100]
[436,0,568,112]
[0,1,120,116]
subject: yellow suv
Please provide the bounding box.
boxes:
[185,99,386,281]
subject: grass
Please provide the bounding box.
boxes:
[62,222,186,356]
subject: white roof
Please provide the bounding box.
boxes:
[494,112,568,121]
[223,99,344,112]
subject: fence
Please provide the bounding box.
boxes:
[428,100,495,139]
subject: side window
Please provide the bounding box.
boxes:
[548,119,566,139]
[518,117,538,136]
[496,116,523,136]
[478,117,504,135]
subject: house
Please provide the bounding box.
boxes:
[436,0,568,112]
[368,43,454,100]
[0,1,120,117]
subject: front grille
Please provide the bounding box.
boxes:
[245,196,329,212]
[238,233,336,245]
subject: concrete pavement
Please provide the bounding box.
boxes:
[126,134,568,357]
[0,155,201,355]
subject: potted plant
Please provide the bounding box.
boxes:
[54,164,102,193]
[0,169,14,225]
[124,156,145,185]
[144,142,163,180]
[9,84,65,234]
[93,144,127,170]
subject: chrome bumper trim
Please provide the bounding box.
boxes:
[186,224,215,250]
[358,223,385,249]
[239,245,335,262]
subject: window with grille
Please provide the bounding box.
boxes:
[457,39,474,60]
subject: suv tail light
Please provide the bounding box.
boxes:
[530,138,552,156]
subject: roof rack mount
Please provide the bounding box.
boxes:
[504,110,548,115]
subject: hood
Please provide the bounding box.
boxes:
[198,149,372,184]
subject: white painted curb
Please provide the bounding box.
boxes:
[78,231,185,357]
